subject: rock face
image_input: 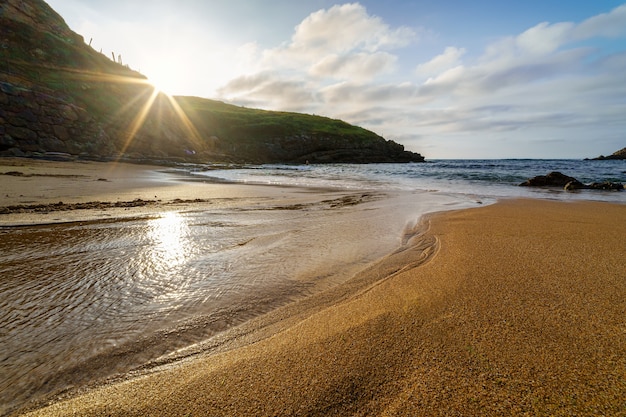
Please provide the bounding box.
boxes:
[565,181,625,191]
[0,0,425,164]
[519,172,579,187]
[520,172,624,191]
[0,81,112,156]
[590,147,626,160]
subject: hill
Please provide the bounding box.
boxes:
[590,147,626,160]
[0,0,424,164]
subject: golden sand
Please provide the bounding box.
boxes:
[0,157,318,226]
[19,198,626,416]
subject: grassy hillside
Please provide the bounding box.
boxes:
[0,0,424,163]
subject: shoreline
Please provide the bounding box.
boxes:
[0,157,359,227]
[3,158,625,415]
[3,157,468,416]
[13,198,626,416]
[14,205,439,416]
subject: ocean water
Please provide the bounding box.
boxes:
[1,159,624,414]
[192,159,626,203]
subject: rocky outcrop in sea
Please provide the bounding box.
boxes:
[589,147,626,160]
[520,171,624,191]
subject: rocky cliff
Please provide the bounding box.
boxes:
[590,147,626,160]
[0,0,424,164]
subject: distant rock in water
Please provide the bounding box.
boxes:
[519,172,578,187]
[588,147,626,160]
[520,171,624,191]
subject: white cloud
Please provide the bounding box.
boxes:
[310,51,397,81]
[289,3,415,56]
[515,22,574,55]
[574,4,626,39]
[321,81,420,104]
[259,3,415,77]
[417,5,626,100]
[416,47,466,77]
[217,72,317,112]
[216,3,626,158]
[484,4,626,61]
[219,3,417,107]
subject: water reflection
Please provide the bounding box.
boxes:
[0,213,203,414]
[142,211,194,310]
[149,211,188,269]
[0,191,448,415]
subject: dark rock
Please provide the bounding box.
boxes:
[522,172,624,191]
[1,147,26,157]
[52,125,70,141]
[5,125,37,141]
[7,116,28,127]
[586,182,624,191]
[0,82,17,95]
[564,180,585,191]
[591,147,626,160]
[18,109,38,123]
[42,152,74,161]
[59,104,78,121]
[0,135,17,149]
[40,136,68,152]
[519,172,578,187]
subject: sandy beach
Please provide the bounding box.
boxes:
[0,157,334,226]
[3,159,625,416]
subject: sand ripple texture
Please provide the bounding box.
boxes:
[0,190,470,415]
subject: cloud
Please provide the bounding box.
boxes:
[485,4,626,60]
[416,47,466,77]
[259,3,415,78]
[288,3,415,56]
[574,4,626,39]
[310,52,397,81]
[321,81,421,105]
[219,3,417,106]
[217,72,317,112]
[515,22,574,55]
[418,5,626,99]
[216,3,626,158]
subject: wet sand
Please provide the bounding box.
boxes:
[0,158,335,226]
[1,158,424,415]
[15,195,626,416]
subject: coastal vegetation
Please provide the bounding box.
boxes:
[0,0,424,164]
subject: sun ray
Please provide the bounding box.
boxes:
[17,62,208,164]
[118,87,160,158]
[162,94,204,150]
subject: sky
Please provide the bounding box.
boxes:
[45,0,626,159]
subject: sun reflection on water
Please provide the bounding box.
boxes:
[149,211,189,270]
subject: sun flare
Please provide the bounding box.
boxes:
[149,78,174,96]
[146,67,180,96]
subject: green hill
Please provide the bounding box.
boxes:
[0,0,424,164]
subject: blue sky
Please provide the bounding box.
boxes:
[46,0,626,158]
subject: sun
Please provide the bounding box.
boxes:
[146,65,181,96]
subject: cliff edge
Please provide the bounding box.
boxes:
[0,0,424,164]
[590,147,626,160]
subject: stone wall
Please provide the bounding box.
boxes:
[0,81,113,157]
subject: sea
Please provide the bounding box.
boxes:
[1,158,624,415]
[190,158,626,203]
